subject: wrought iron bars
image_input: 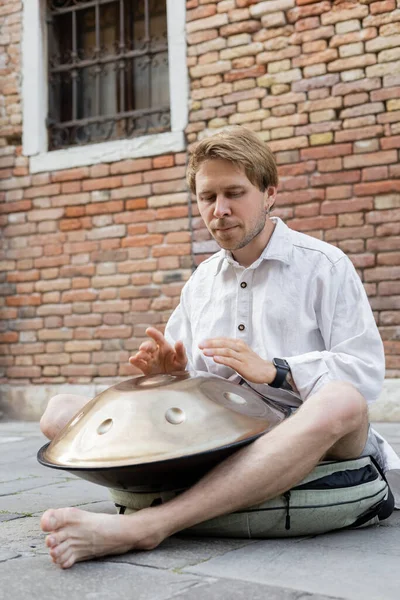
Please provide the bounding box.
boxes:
[47,0,170,149]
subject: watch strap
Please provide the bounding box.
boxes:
[270,358,290,389]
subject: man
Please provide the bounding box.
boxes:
[40,126,399,569]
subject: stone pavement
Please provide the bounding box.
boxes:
[0,421,399,600]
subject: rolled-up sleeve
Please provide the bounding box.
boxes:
[284,256,385,404]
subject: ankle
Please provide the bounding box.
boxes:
[128,507,169,550]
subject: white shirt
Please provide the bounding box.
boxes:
[165,217,400,475]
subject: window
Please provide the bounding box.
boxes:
[22,0,187,172]
[47,0,170,150]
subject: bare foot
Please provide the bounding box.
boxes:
[41,507,164,569]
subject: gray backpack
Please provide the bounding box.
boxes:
[111,456,394,537]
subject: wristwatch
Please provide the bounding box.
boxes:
[269,358,290,388]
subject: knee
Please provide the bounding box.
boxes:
[40,394,73,440]
[303,381,368,440]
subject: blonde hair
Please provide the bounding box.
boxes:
[187,126,279,195]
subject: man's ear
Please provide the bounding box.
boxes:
[264,186,277,212]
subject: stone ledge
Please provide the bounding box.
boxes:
[0,378,399,422]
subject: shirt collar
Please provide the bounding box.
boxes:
[215,217,293,274]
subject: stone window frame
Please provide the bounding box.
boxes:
[22,0,188,174]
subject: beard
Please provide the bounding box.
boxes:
[211,211,267,251]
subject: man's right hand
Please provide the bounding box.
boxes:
[129,327,188,376]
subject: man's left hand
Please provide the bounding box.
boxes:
[199,337,276,384]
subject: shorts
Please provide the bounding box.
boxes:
[359,425,385,471]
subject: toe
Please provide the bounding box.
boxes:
[41,509,58,532]
[41,507,81,532]
[46,529,68,548]
[50,539,71,561]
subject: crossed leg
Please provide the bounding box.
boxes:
[40,380,369,569]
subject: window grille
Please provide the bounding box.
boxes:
[47,0,170,150]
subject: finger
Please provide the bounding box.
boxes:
[212,355,242,370]
[129,349,152,364]
[146,327,169,348]
[174,340,187,362]
[139,340,157,352]
[202,347,238,359]
[199,337,244,350]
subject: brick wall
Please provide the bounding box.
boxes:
[187,0,400,376]
[1,0,400,392]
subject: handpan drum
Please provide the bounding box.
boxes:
[38,372,287,493]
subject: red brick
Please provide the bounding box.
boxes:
[354,180,400,196]
[143,166,186,183]
[152,244,191,257]
[325,185,353,200]
[335,125,384,143]
[0,199,31,214]
[349,253,376,268]
[379,281,400,295]
[287,1,331,23]
[156,206,189,220]
[294,203,320,218]
[187,29,218,45]
[152,155,175,169]
[377,252,400,266]
[6,294,41,306]
[89,164,110,178]
[279,175,309,191]
[82,176,122,191]
[7,366,41,378]
[311,170,360,187]
[344,150,397,169]
[371,87,400,102]
[51,167,90,182]
[220,20,261,37]
[122,234,164,248]
[322,198,374,215]
[364,266,400,282]
[126,199,147,210]
[65,206,86,217]
[121,173,143,187]
[362,166,389,182]
[278,188,325,206]
[370,0,395,15]
[110,158,152,175]
[61,181,81,194]
[317,157,342,172]
[86,200,124,216]
[300,143,352,160]
[224,64,265,82]
[325,225,375,242]
[24,184,60,198]
[288,215,336,231]
[338,213,365,228]
[381,136,400,150]
[367,208,400,224]
[332,78,381,97]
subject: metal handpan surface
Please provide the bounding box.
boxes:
[38,372,287,492]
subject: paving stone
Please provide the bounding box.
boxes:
[1,420,400,600]
[0,556,208,600]
[170,577,340,600]
[0,548,20,562]
[109,535,257,570]
[0,478,109,515]
[183,537,400,600]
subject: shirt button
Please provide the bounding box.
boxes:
[238,324,245,331]
[240,282,247,288]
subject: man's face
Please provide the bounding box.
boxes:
[195,158,268,252]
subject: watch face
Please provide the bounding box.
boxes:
[274,358,289,369]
